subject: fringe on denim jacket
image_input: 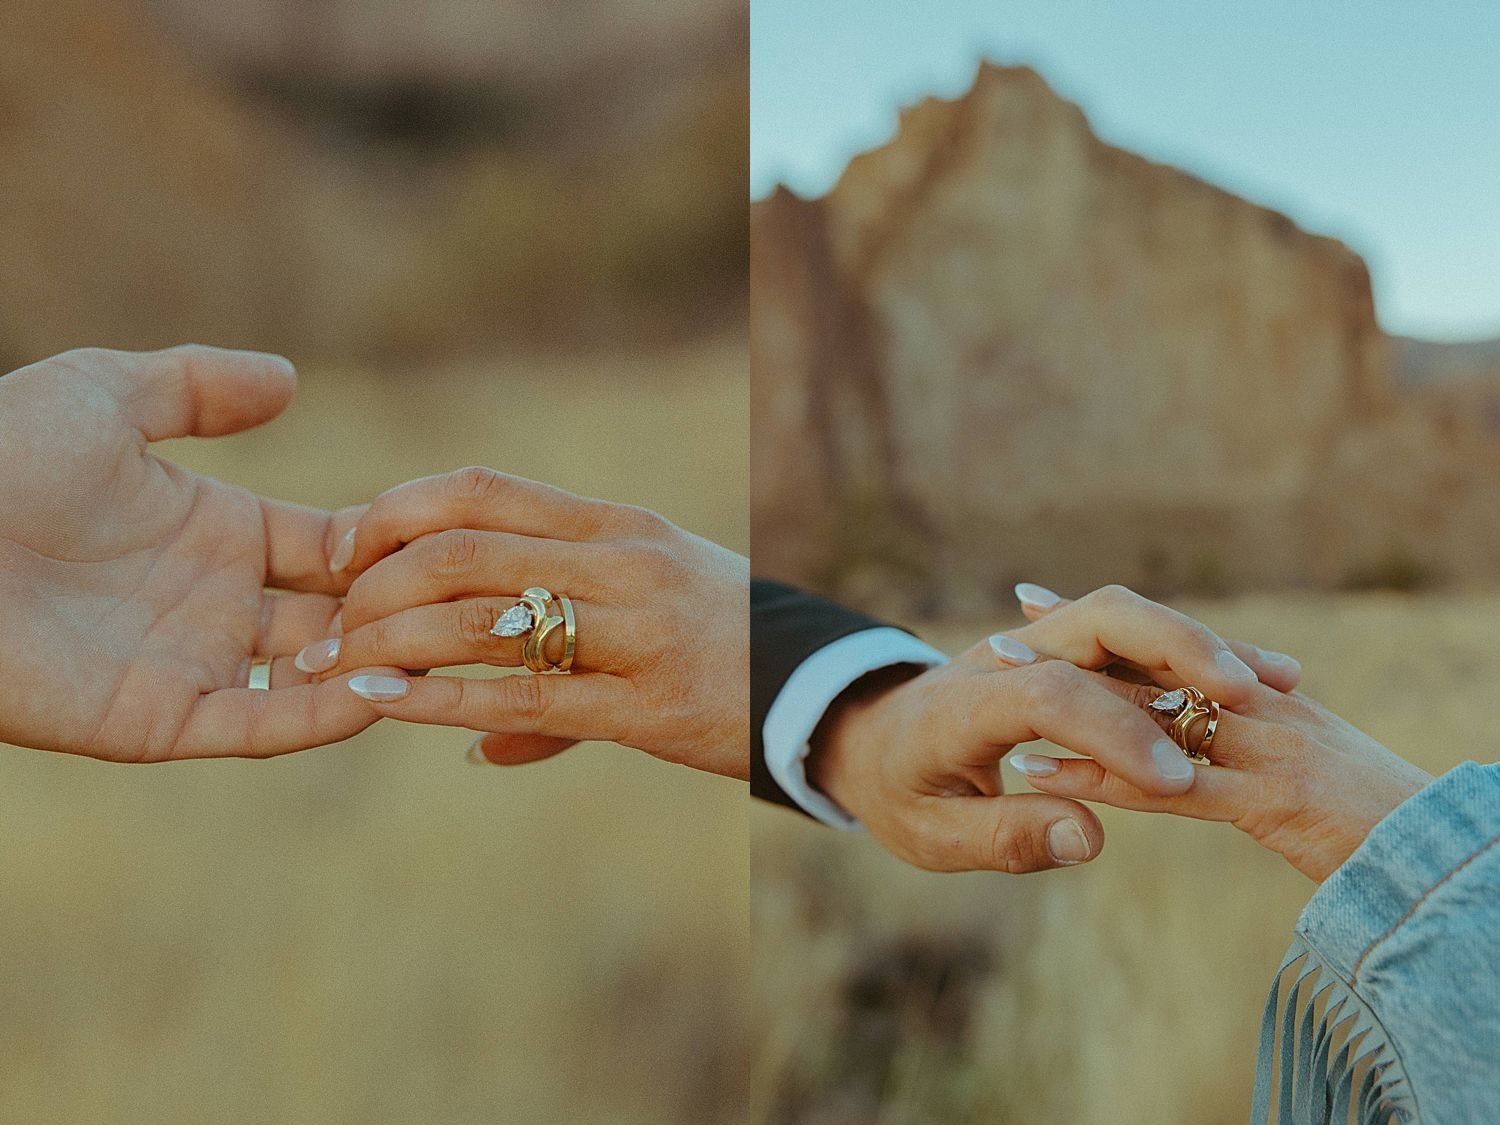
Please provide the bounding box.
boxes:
[1250,761,1500,1124]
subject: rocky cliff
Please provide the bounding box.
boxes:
[752,63,1500,609]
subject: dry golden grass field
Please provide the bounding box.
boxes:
[0,338,748,1125]
[751,593,1497,1124]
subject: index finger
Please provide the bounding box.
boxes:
[328,467,619,579]
[1013,583,1302,692]
[1006,584,1264,706]
[970,660,1199,797]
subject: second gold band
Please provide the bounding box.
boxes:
[520,588,576,674]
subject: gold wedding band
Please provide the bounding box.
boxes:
[248,657,273,691]
[523,593,576,674]
[1148,685,1219,763]
[490,585,577,674]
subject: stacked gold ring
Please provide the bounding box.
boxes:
[492,586,577,674]
[1147,685,1219,763]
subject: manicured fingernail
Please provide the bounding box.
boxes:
[329,528,357,572]
[1010,753,1060,777]
[1152,737,1196,783]
[1015,582,1061,610]
[348,674,408,701]
[466,739,494,766]
[294,638,341,674]
[329,611,343,637]
[1216,649,1258,684]
[989,634,1037,665]
[1257,647,1301,674]
[1047,818,1091,864]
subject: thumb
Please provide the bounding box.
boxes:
[931,792,1105,873]
[466,732,579,767]
[104,344,297,441]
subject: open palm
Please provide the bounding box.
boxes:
[0,346,386,761]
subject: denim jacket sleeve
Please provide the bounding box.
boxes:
[1251,761,1500,1124]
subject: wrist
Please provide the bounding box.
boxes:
[807,663,924,813]
[1267,762,1433,882]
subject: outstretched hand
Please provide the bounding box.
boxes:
[0,346,394,761]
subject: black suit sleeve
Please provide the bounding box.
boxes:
[750,579,895,813]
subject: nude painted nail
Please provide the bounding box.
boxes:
[466,739,494,766]
[1216,648,1258,684]
[989,634,1038,665]
[329,610,343,637]
[1015,582,1061,610]
[1010,753,1061,778]
[294,638,340,674]
[1256,647,1301,675]
[1152,737,1196,783]
[347,674,408,702]
[329,527,357,572]
[1047,818,1091,864]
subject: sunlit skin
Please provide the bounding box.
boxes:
[0,347,751,781]
[807,583,1304,874]
[0,345,395,761]
[296,466,751,781]
[1008,590,1432,882]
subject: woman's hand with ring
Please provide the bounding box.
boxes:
[294,467,749,780]
[1005,585,1433,882]
[805,583,1304,873]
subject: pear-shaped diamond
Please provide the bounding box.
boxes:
[491,603,536,638]
[1149,689,1188,714]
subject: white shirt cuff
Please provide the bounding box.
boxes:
[762,627,948,829]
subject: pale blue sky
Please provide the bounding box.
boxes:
[751,0,1500,340]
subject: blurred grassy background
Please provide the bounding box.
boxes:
[0,341,749,1125]
[0,0,749,1120]
[751,594,1493,1124]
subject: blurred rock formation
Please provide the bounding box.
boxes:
[0,0,745,368]
[752,64,1500,608]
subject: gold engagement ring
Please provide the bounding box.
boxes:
[1147,685,1219,763]
[489,586,577,674]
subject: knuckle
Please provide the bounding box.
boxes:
[363,616,396,659]
[457,601,499,646]
[449,465,508,505]
[492,674,549,728]
[429,529,481,578]
[1092,583,1139,610]
[1121,682,1162,712]
[165,342,213,364]
[59,346,111,367]
[611,503,671,537]
[632,542,689,589]
[988,822,1040,875]
[1019,659,1080,713]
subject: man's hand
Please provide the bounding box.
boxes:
[808,584,1301,873]
[0,346,394,761]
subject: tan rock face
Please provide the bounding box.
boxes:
[752,63,1500,609]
